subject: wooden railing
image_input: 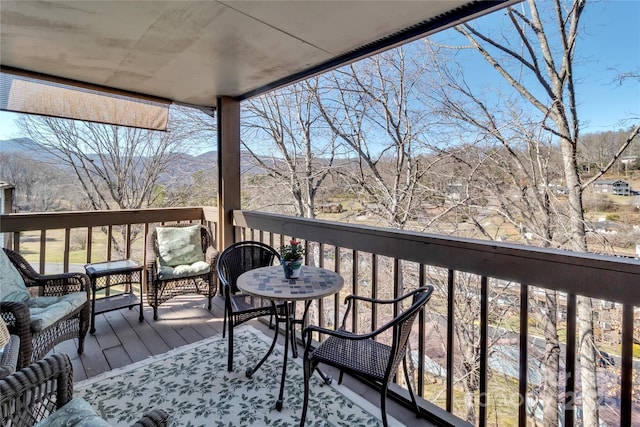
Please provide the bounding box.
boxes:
[0,207,218,275]
[1,207,638,426]
[233,210,640,427]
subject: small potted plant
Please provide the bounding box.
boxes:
[279,239,305,279]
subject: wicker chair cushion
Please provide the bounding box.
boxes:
[157,225,204,267]
[157,260,210,280]
[33,397,111,427]
[27,293,88,332]
[0,249,29,303]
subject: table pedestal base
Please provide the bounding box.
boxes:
[245,300,332,411]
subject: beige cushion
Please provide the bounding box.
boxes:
[156,225,204,267]
[157,261,210,280]
[27,292,87,332]
[0,250,29,303]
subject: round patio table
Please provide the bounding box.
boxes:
[237,264,344,411]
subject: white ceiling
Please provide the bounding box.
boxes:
[1,1,514,108]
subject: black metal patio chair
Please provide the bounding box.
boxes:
[300,286,434,427]
[216,241,287,372]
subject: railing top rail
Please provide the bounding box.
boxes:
[0,207,209,232]
[234,210,640,305]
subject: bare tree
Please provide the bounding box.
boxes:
[0,151,72,211]
[424,0,640,424]
[17,107,206,211]
[315,47,437,229]
[579,128,640,176]
[16,105,210,255]
[242,78,338,218]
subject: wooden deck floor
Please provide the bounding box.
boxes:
[53,294,434,426]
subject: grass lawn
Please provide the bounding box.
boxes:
[17,229,146,267]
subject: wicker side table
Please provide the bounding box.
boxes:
[85,259,144,334]
[0,335,20,379]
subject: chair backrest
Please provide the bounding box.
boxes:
[216,241,281,295]
[151,223,214,255]
[385,286,434,382]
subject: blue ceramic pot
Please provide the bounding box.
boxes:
[282,258,303,279]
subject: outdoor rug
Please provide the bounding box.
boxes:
[74,325,403,426]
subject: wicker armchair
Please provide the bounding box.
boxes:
[0,353,169,426]
[216,241,287,372]
[300,286,434,427]
[0,248,90,369]
[145,224,219,320]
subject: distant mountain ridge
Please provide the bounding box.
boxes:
[0,137,43,153]
[0,137,264,176]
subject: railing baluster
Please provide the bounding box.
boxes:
[565,293,577,427]
[621,304,633,426]
[64,228,71,272]
[305,240,311,265]
[352,249,358,333]
[318,243,325,328]
[393,258,400,317]
[418,263,426,397]
[86,226,93,264]
[334,246,341,330]
[446,269,454,413]
[318,243,325,269]
[518,283,529,426]
[143,223,149,294]
[372,253,378,331]
[39,229,46,273]
[125,224,131,259]
[479,275,488,427]
[107,225,113,260]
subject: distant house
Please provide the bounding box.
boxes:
[593,179,631,196]
[446,183,463,201]
[586,220,620,234]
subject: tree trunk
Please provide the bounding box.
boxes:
[560,132,599,426]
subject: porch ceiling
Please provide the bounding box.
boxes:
[0,1,514,108]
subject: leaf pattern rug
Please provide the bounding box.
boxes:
[74,325,403,426]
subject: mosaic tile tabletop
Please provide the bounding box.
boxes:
[237,265,344,301]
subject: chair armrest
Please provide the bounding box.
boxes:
[131,409,170,427]
[0,301,32,367]
[40,272,91,298]
[309,287,434,346]
[205,246,219,267]
[302,324,379,342]
[0,353,73,425]
[0,301,30,334]
[340,288,423,330]
[0,335,20,378]
[343,290,418,306]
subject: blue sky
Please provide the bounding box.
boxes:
[1,0,638,141]
[573,0,640,132]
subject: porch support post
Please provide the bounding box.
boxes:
[217,96,241,251]
[2,184,14,248]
